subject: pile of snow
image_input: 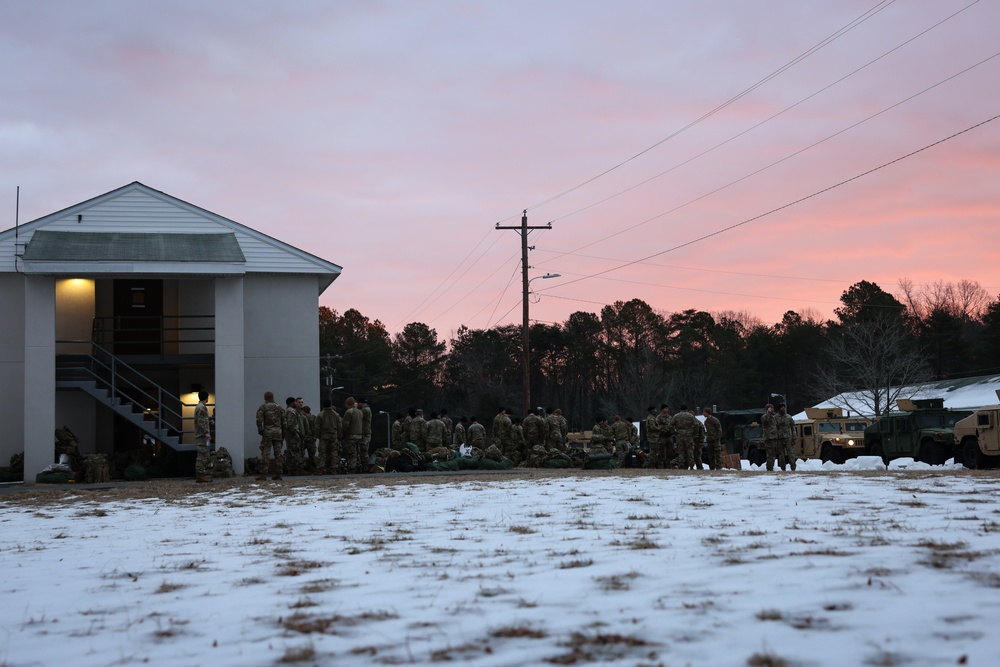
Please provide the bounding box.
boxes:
[4,471,998,666]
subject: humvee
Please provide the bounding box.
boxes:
[864,398,972,465]
[794,407,870,464]
[954,389,1000,469]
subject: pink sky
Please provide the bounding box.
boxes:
[3,0,999,338]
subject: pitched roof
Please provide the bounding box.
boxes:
[0,182,342,292]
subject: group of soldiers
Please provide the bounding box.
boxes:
[252,389,797,477]
[639,404,724,471]
[389,406,571,467]
[760,402,797,471]
[254,392,373,480]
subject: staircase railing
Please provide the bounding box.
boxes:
[56,340,197,441]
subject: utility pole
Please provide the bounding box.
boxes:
[496,210,552,417]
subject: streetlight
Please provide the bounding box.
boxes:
[523,272,561,417]
[378,410,391,449]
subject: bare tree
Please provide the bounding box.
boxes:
[814,311,930,417]
[896,278,990,321]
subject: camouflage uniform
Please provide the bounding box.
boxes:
[544,410,568,451]
[467,420,487,448]
[510,420,526,466]
[645,408,659,460]
[776,407,797,471]
[408,411,427,452]
[703,411,723,470]
[440,411,453,445]
[283,403,306,474]
[589,419,614,455]
[522,411,546,449]
[670,410,698,470]
[611,417,632,465]
[496,412,515,460]
[761,407,779,471]
[302,407,318,470]
[341,400,365,473]
[391,416,404,451]
[424,416,448,450]
[194,398,212,480]
[317,405,342,474]
[692,415,706,470]
[255,398,284,479]
[359,400,373,470]
[655,408,674,468]
[452,420,467,450]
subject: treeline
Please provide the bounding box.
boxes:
[319,279,1000,429]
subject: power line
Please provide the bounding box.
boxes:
[523,0,897,213]
[535,0,982,236]
[539,111,1000,293]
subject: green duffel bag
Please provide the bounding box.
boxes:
[583,453,616,470]
[425,459,461,472]
[35,471,76,484]
[541,455,575,468]
[477,457,514,470]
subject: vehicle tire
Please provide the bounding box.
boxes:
[869,442,888,466]
[919,439,937,465]
[962,438,979,469]
[820,443,832,463]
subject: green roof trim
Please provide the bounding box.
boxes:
[23,231,246,263]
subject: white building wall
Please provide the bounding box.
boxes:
[243,274,321,461]
[215,277,245,473]
[0,274,25,470]
[24,276,55,481]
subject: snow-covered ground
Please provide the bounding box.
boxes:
[4,464,1000,667]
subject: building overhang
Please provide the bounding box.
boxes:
[20,230,247,276]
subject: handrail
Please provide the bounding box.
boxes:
[56,340,206,441]
[91,314,216,353]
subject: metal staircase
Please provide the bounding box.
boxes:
[55,343,195,452]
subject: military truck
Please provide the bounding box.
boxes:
[794,407,870,464]
[864,398,972,465]
[954,390,1000,469]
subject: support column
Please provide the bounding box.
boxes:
[215,276,245,474]
[24,276,55,483]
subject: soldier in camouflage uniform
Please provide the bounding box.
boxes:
[391,413,404,450]
[703,407,724,470]
[255,391,284,481]
[401,408,414,445]
[341,397,364,473]
[424,411,448,451]
[316,399,342,474]
[194,390,212,483]
[510,417,526,466]
[645,406,659,462]
[761,403,779,471]
[589,416,614,455]
[467,415,487,448]
[611,415,632,466]
[301,404,317,471]
[283,397,307,475]
[452,415,468,452]
[776,403,797,471]
[496,408,515,461]
[544,408,568,451]
[522,408,546,450]
[491,407,506,448]
[670,405,699,470]
[408,408,427,452]
[439,408,453,445]
[655,405,673,468]
[358,397,373,473]
[692,411,706,470]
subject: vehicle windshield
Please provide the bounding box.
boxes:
[844,422,866,432]
[817,422,841,434]
[916,414,947,428]
[744,426,763,439]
